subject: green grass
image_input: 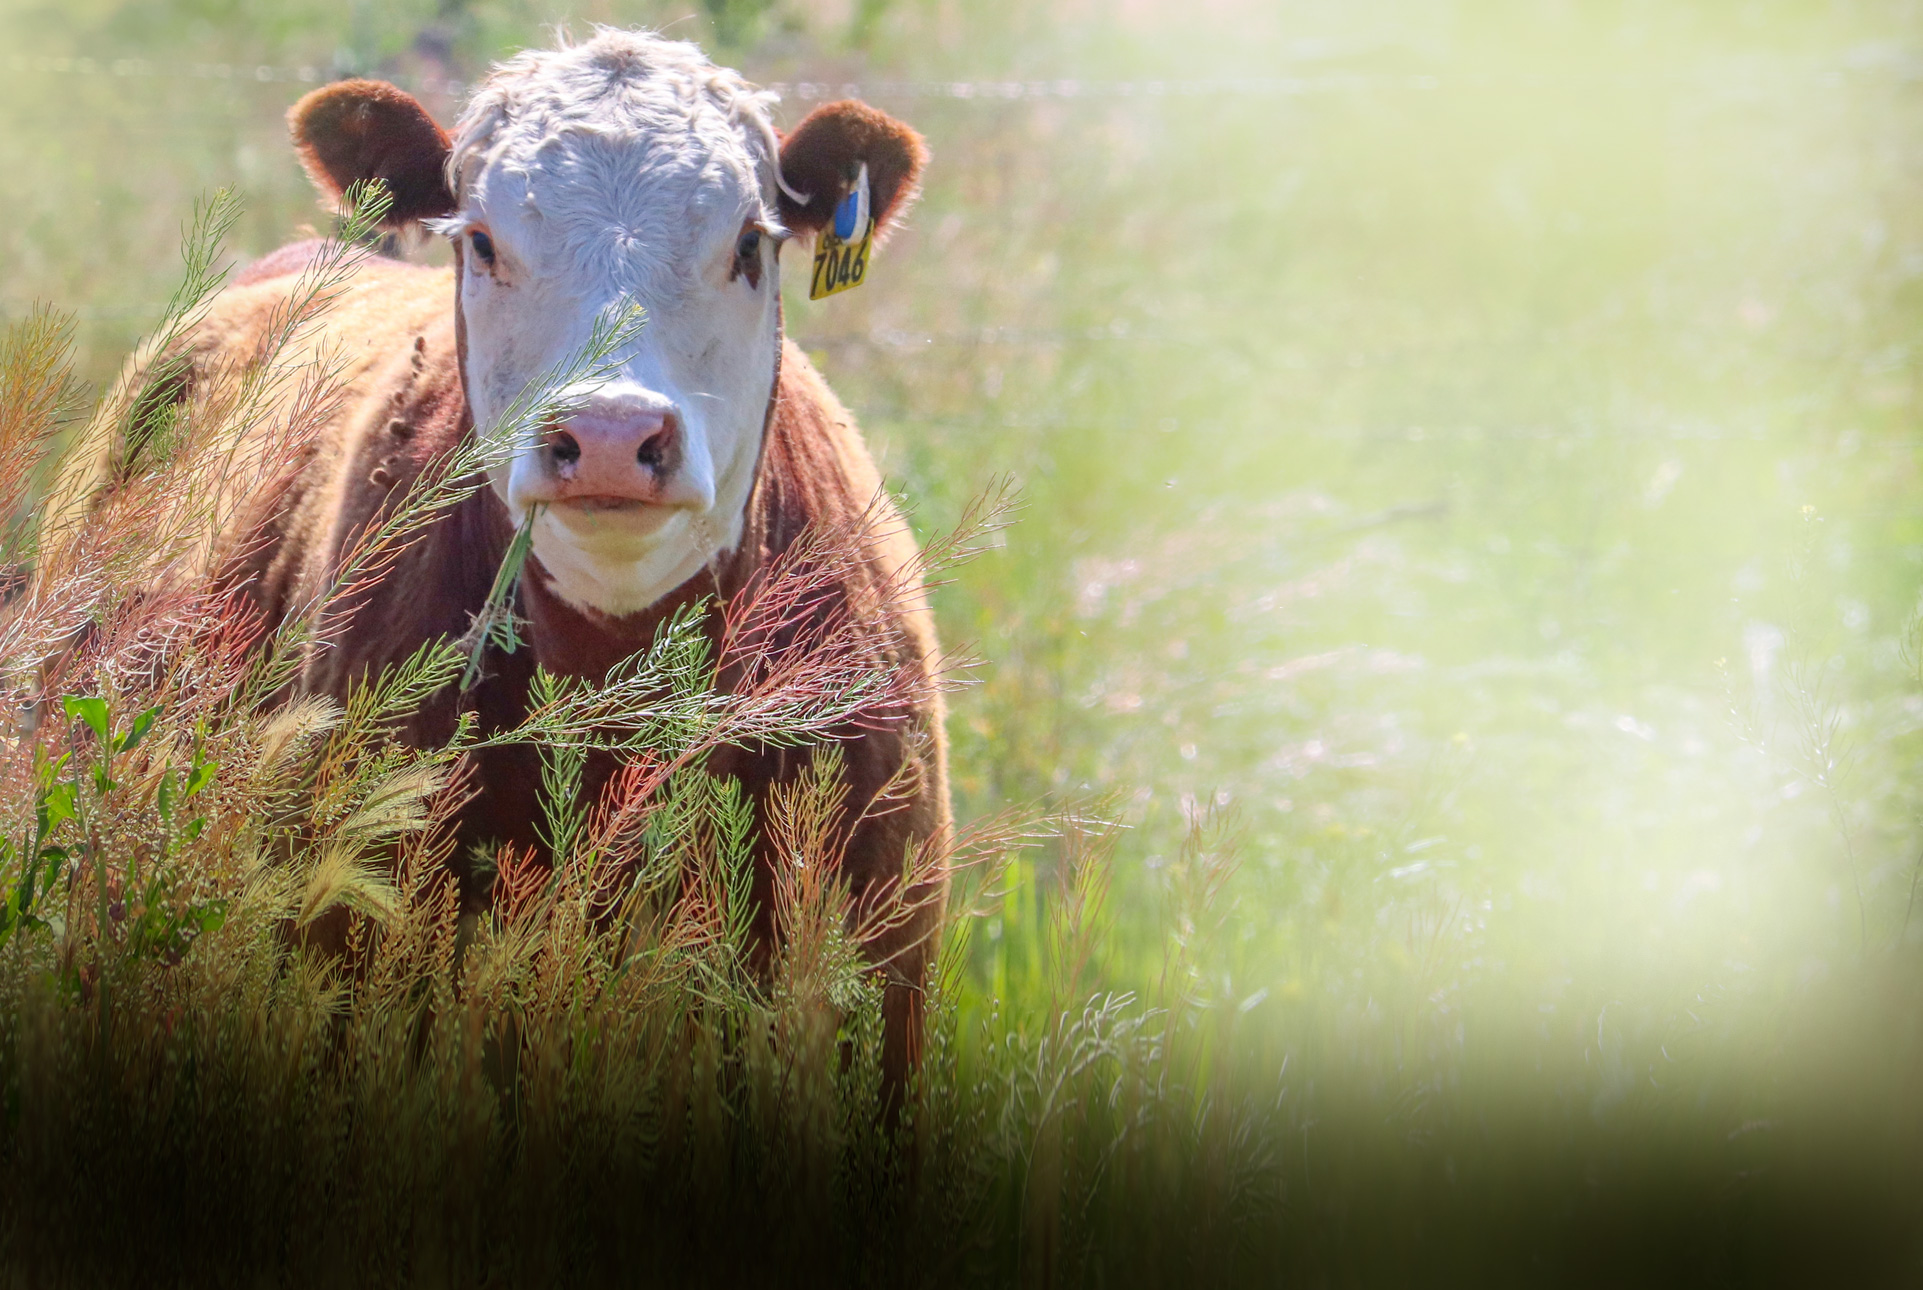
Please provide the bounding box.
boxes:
[4,0,1923,1283]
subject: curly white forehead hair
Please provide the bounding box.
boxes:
[442,27,800,218]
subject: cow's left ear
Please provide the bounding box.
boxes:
[288,79,456,229]
[777,100,928,241]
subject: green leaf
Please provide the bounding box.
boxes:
[62,695,109,743]
[38,782,75,834]
[156,769,176,822]
[183,758,216,799]
[32,751,53,790]
[117,705,159,754]
[35,846,68,886]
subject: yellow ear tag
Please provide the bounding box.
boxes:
[809,162,873,300]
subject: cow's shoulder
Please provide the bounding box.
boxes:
[753,341,889,548]
[729,344,945,838]
[724,341,950,918]
[754,342,933,633]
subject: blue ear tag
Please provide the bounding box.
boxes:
[833,165,869,239]
[810,162,874,300]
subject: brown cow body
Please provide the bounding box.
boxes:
[49,36,949,1080]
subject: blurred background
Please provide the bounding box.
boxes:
[6,0,1923,1259]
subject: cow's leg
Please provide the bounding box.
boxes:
[881,974,926,1121]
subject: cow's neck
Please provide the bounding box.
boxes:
[516,548,725,681]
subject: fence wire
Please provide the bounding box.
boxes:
[0,52,1441,99]
[8,50,1920,103]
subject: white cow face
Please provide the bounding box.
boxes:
[288,31,927,619]
[440,39,786,617]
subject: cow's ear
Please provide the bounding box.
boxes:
[777,100,927,240]
[288,79,455,229]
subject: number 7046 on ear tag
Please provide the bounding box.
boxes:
[809,163,874,300]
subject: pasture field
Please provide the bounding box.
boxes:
[4,0,1923,1283]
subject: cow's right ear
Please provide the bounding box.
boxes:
[288,79,456,229]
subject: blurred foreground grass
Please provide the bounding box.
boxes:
[4,0,1923,1283]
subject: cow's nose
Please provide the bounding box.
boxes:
[535,405,700,508]
[540,413,676,476]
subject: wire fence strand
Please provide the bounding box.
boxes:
[10,50,1920,103]
[0,53,1438,99]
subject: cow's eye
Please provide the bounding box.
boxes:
[733,228,763,287]
[470,229,496,266]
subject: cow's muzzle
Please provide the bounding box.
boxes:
[524,398,709,512]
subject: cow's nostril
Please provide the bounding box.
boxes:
[635,418,676,470]
[547,431,581,467]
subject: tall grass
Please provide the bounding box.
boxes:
[0,185,1267,1287]
[0,203,1915,1290]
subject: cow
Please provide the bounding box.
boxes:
[43,29,949,1085]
